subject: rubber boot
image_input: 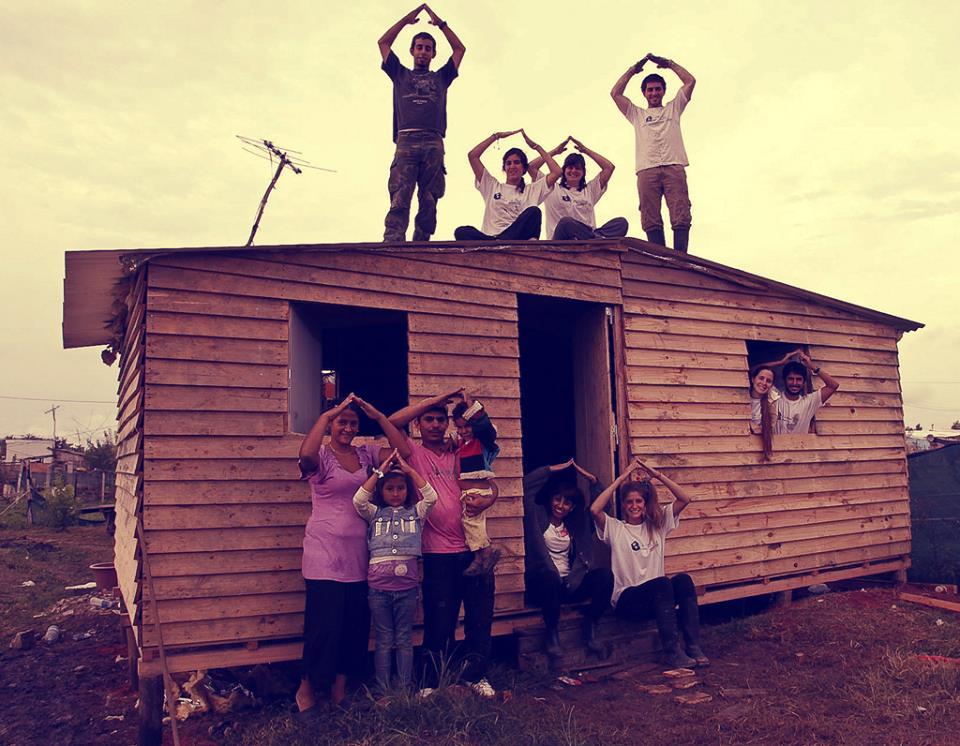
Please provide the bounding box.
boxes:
[583,618,607,658]
[544,625,563,658]
[677,595,709,667]
[673,227,690,253]
[655,598,696,668]
[645,228,666,246]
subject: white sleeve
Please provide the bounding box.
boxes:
[352,486,377,522]
[624,100,642,125]
[804,391,825,417]
[528,176,553,205]
[416,482,439,518]
[596,515,619,545]
[477,168,497,197]
[585,178,606,204]
[671,86,690,116]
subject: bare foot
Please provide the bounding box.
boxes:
[295,678,316,712]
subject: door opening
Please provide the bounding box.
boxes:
[517,294,617,487]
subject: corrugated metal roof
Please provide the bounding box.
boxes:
[61,239,924,349]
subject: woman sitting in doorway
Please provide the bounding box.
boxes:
[527,136,628,240]
[523,459,614,658]
[454,129,561,241]
[590,457,709,668]
[295,393,410,714]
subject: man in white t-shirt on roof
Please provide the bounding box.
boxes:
[775,351,841,434]
[611,52,696,253]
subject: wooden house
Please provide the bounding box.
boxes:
[61,238,921,679]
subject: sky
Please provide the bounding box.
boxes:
[1,0,958,440]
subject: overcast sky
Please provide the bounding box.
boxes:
[1,0,958,440]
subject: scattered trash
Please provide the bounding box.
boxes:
[65,582,98,591]
[73,665,90,675]
[935,585,948,594]
[115,655,128,664]
[662,668,696,678]
[72,629,96,642]
[557,675,582,687]
[533,696,547,702]
[676,691,713,705]
[794,652,806,663]
[21,580,36,587]
[104,715,125,722]
[9,630,35,650]
[89,597,118,610]
[32,612,46,619]
[43,625,61,643]
[891,605,898,610]
[808,584,830,595]
[816,598,824,603]
[917,705,928,714]
[936,619,945,627]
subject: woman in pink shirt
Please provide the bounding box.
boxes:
[296,394,409,714]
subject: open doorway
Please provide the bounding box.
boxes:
[517,294,618,486]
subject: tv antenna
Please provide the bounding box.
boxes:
[236,135,336,246]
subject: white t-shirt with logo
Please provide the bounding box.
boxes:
[623,87,690,173]
[539,176,607,239]
[543,522,572,578]
[597,504,678,607]
[476,168,552,235]
[775,389,824,435]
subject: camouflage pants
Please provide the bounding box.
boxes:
[384,131,446,242]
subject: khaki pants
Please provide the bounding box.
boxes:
[637,164,692,232]
[461,489,491,552]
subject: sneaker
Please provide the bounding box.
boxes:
[416,687,436,699]
[686,645,710,667]
[469,678,496,699]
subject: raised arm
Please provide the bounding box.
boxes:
[636,459,693,516]
[611,56,647,116]
[648,53,696,99]
[461,391,498,453]
[528,139,569,180]
[353,396,412,459]
[299,394,356,471]
[422,4,465,68]
[521,129,562,187]
[353,450,397,522]
[590,460,642,530]
[394,453,439,518]
[466,131,518,183]
[796,351,840,404]
[388,387,464,428]
[569,136,616,190]
[378,5,425,63]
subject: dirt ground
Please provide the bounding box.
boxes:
[2,525,959,746]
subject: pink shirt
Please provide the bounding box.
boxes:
[404,435,466,554]
[300,443,381,581]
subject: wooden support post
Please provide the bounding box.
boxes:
[137,674,163,746]
[894,568,908,586]
[774,590,792,609]
[124,622,140,691]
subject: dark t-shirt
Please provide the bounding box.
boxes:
[382,51,459,143]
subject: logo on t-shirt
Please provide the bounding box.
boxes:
[645,115,653,123]
[631,540,641,551]
[561,195,572,202]
[493,192,501,200]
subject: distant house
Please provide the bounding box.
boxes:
[905,429,960,454]
[908,443,960,583]
[2,437,55,463]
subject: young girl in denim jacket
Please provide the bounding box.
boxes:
[353,449,437,691]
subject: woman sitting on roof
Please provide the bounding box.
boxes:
[527,136,628,240]
[295,393,410,714]
[590,457,709,668]
[454,129,561,241]
[522,459,614,659]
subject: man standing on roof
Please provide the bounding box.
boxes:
[776,351,841,435]
[379,4,465,243]
[611,53,696,253]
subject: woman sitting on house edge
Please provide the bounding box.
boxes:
[522,459,614,659]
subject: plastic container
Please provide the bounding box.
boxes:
[89,562,118,590]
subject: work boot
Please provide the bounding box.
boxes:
[654,594,692,667]
[582,618,607,657]
[645,228,666,246]
[673,227,690,253]
[544,625,563,657]
[677,595,708,666]
[663,642,697,669]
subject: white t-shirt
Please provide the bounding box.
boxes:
[598,504,678,607]
[775,389,824,435]
[476,168,552,235]
[623,87,690,173]
[539,176,607,239]
[543,522,571,578]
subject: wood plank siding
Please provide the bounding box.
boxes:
[619,250,911,602]
[111,241,913,670]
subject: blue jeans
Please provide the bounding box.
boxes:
[368,587,419,690]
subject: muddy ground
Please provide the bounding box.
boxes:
[2,525,958,745]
